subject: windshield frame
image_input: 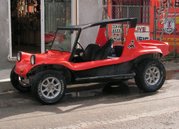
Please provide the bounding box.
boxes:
[52,18,137,62]
[50,27,80,52]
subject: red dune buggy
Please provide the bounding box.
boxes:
[11,18,169,104]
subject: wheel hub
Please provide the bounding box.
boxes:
[47,84,54,91]
[39,77,62,99]
[145,66,161,86]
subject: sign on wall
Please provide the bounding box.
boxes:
[135,25,150,41]
[112,24,150,42]
[164,18,175,34]
[112,24,123,41]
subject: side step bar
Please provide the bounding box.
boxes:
[75,73,136,82]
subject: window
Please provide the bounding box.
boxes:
[45,0,71,33]
[51,30,74,52]
[44,0,71,50]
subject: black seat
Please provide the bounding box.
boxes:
[83,44,100,61]
[114,46,124,57]
[94,39,114,60]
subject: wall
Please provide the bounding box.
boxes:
[79,0,103,48]
[0,0,103,70]
[0,0,13,70]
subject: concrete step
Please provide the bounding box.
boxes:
[0,69,12,93]
[0,81,13,93]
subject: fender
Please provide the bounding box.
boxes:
[27,64,72,83]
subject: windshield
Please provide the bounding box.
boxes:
[50,30,75,52]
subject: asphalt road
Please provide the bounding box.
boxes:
[0,71,179,129]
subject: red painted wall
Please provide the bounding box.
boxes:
[107,0,179,53]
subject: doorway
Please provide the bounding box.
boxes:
[11,0,41,56]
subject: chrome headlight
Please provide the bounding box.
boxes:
[17,52,22,62]
[30,55,36,65]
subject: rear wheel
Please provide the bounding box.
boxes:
[31,70,66,104]
[10,67,30,92]
[135,59,166,92]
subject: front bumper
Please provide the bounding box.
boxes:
[14,60,32,78]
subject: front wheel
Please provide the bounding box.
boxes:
[135,59,166,92]
[10,67,31,92]
[31,70,66,104]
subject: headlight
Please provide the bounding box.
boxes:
[17,52,22,62]
[30,55,36,65]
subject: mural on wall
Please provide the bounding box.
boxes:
[102,0,179,53]
[154,0,179,53]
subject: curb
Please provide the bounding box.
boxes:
[0,78,10,83]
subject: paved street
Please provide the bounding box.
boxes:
[0,70,179,129]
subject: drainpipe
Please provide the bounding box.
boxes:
[76,0,79,25]
[41,0,45,53]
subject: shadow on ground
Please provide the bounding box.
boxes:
[0,81,158,120]
[1,68,179,120]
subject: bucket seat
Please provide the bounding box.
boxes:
[94,38,114,60]
[83,44,100,61]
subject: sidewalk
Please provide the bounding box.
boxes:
[164,60,179,71]
[0,61,179,93]
[0,69,11,81]
[0,69,11,93]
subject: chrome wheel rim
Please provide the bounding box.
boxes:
[145,66,160,86]
[40,77,62,99]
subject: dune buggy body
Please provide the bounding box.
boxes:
[11,18,169,104]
